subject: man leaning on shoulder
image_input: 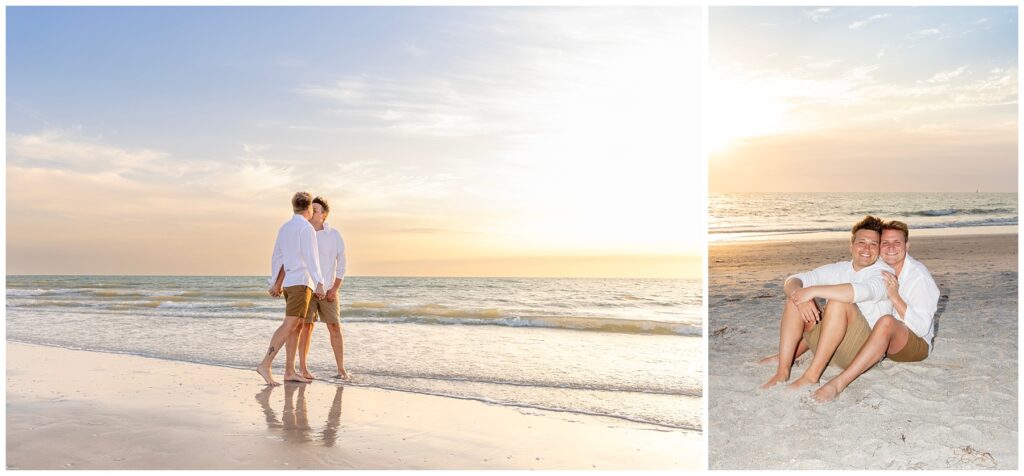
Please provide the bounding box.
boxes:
[761,216,894,391]
[812,220,940,402]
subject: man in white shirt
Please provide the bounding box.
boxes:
[761,216,894,390]
[256,192,327,386]
[812,220,940,402]
[294,196,352,381]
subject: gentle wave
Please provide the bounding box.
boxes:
[908,207,1017,217]
[6,299,700,336]
[339,315,702,336]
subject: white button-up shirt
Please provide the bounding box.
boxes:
[787,259,894,327]
[894,254,940,350]
[316,221,347,284]
[268,214,325,290]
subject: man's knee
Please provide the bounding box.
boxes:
[822,301,854,318]
[326,323,342,335]
[873,315,901,334]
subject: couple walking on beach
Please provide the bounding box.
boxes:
[256,192,351,386]
[760,216,940,403]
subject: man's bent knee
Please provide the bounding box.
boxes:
[822,301,855,318]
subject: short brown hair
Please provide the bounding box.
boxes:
[312,196,330,216]
[291,192,313,213]
[851,215,884,242]
[882,220,909,241]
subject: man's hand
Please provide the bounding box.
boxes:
[268,284,282,297]
[325,286,339,302]
[881,271,900,298]
[796,301,820,324]
[314,283,326,300]
[789,287,816,305]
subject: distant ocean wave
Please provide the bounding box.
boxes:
[710,192,1017,242]
[339,314,702,336]
[710,217,1018,235]
[7,296,701,336]
[906,207,1017,217]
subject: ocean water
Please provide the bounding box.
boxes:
[710,192,1017,241]
[6,275,703,432]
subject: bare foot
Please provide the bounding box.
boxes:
[300,370,316,380]
[284,372,312,383]
[334,369,352,381]
[256,366,280,386]
[787,375,817,390]
[812,382,842,403]
[760,372,789,389]
[757,353,779,365]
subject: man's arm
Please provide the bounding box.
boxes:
[885,272,939,337]
[784,277,821,323]
[269,265,285,297]
[268,238,284,286]
[791,283,855,304]
[325,231,346,302]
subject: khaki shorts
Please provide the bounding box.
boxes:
[304,294,341,324]
[803,306,872,370]
[888,330,929,362]
[283,285,311,318]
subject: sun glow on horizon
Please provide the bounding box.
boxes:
[6,7,705,278]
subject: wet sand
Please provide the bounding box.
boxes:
[6,342,701,470]
[708,233,1018,470]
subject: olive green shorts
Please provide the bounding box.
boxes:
[803,306,872,370]
[304,294,341,324]
[283,285,312,318]
[888,329,929,362]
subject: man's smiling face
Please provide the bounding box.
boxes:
[849,228,881,270]
[880,228,908,268]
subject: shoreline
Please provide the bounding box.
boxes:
[709,232,1018,469]
[7,342,702,470]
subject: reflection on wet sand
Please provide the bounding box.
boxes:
[255,383,345,447]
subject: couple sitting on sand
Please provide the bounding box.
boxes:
[760,215,940,403]
[256,192,351,386]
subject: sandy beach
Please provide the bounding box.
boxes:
[708,233,1018,470]
[6,342,701,470]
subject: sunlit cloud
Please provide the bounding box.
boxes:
[849,13,891,30]
[908,28,941,40]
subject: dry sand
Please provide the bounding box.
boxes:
[709,233,1018,470]
[7,342,701,470]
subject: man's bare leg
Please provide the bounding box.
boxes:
[813,315,910,403]
[257,315,305,385]
[298,323,316,380]
[789,301,857,389]
[326,323,351,380]
[761,299,814,388]
[757,340,809,365]
[284,320,311,383]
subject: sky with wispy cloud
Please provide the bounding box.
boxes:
[709,6,1017,192]
[7,7,703,277]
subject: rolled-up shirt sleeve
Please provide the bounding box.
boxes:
[899,277,940,337]
[851,269,888,303]
[787,262,838,288]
